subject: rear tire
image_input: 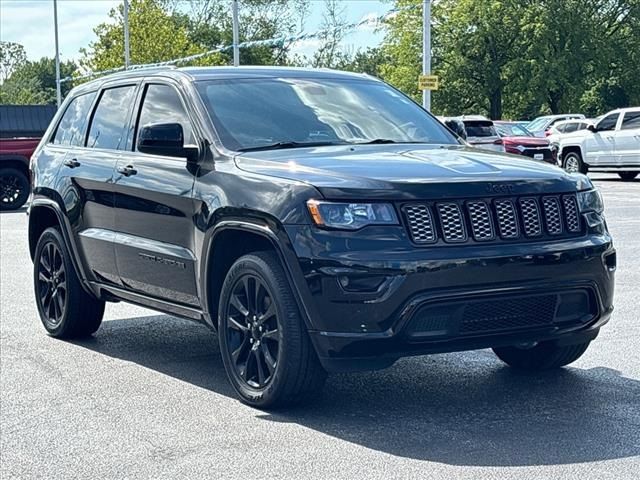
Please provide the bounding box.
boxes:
[493,341,590,370]
[0,167,30,210]
[562,151,587,174]
[34,227,105,338]
[618,172,638,181]
[218,251,326,408]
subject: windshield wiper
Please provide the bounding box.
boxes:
[356,138,399,145]
[237,141,346,152]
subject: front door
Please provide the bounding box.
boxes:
[113,82,199,306]
[585,112,620,166]
[614,111,640,167]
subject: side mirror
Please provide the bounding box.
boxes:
[587,124,597,133]
[137,123,199,162]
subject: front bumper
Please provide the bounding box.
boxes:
[283,225,615,372]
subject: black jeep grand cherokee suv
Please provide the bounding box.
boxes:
[29,67,615,407]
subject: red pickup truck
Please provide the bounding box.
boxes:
[1,137,39,210]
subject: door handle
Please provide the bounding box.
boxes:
[605,136,614,141]
[117,165,137,177]
[63,158,80,168]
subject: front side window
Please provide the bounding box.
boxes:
[52,91,97,146]
[135,84,195,149]
[564,123,578,133]
[621,111,640,130]
[87,85,137,150]
[597,113,620,132]
[196,78,457,151]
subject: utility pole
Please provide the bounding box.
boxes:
[124,0,130,68]
[422,0,431,111]
[53,0,61,108]
[232,0,240,66]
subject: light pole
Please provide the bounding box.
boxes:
[422,0,431,111]
[53,0,61,107]
[232,0,240,66]
[124,0,130,69]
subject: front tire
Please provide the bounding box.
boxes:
[493,341,590,370]
[562,151,587,174]
[34,227,105,338]
[0,167,30,210]
[618,172,638,181]
[218,251,326,408]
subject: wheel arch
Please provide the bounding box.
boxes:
[200,220,316,332]
[28,199,96,297]
[560,144,585,164]
[0,155,30,176]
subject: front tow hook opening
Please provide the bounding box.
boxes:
[604,251,616,272]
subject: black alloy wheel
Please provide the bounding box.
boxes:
[225,274,281,389]
[0,168,30,210]
[218,252,326,408]
[37,241,67,328]
[33,227,105,338]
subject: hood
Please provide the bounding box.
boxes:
[235,144,591,200]
[502,136,549,146]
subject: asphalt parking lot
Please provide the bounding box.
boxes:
[1,173,638,479]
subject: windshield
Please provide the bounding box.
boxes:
[195,77,458,151]
[527,116,552,131]
[495,123,533,136]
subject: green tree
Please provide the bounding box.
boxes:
[0,41,27,83]
[1,57,77,105]
[164,0,309,66]
[80,0,222,75]
[379,0,640,119]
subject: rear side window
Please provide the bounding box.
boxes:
[52,91,97,146]
[135,84,194,149]
[87,85,137,150]
[621,111,640,130]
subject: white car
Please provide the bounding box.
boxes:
[557,107,640,180]
[527,114,586,137]
[547,119,592,136]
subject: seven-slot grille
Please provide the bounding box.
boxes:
[403,194,581,245]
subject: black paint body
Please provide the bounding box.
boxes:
[28,68,615,372]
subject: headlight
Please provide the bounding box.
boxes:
[577,189,604,214]
[306,200,398,230]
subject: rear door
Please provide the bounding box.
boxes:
[614,110,640,168]
[113,81,200,306]
[55,84,138,285]
[585,112,619,166]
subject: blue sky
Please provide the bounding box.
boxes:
[0,0,390,63]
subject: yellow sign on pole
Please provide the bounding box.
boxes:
[418,75,439,91]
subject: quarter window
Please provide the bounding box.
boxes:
[52,91,97,146]
[621,111,640,130]
[87,85,137,150]
[135,84,194,150]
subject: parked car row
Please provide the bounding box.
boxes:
[438,108,639,180]
[438,116,556,164]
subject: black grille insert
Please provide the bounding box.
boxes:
[406,289,595,339]
[404,193,581,246]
